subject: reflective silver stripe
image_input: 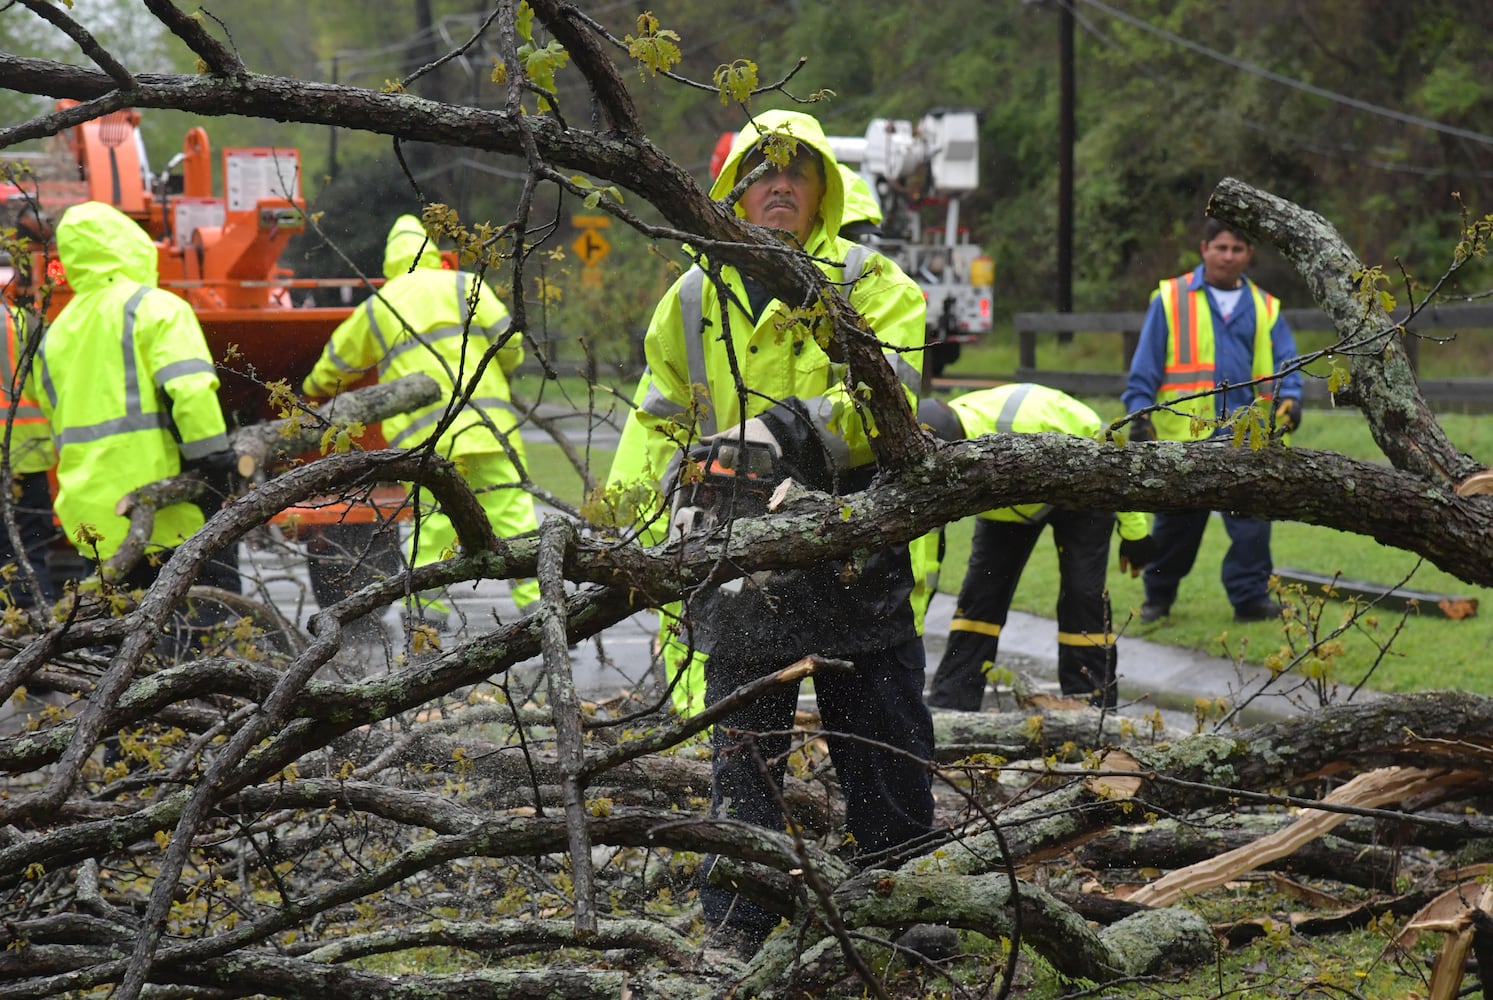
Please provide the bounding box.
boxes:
[322,341,364,377]
[50,287,181,449]
[154,358,215,386]
[378,323,470,375]
[639,379,685,419]
[37,350,56,409]
[0,311,15,397]
[364,298,389,354]
[995,384,1034,432]
[120,286,150,419]
[55,411,170,446]
[456,272,471,328]
[800,393,853,468]
[677,248,874,442]
[842,244,872,284]
[1174,276,1196,368]
[677,267,715,437]
[886,352,921,388]
[387,395,518,448]
[845,246,921,387]
[994,384,1052,524]
[179,432,230,460]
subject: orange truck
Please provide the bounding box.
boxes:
[2,104,406,607]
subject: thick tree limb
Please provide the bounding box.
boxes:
[827,870,1212,983]
[0,53,924,466]
[230,373,441,472]
[1210,177,1482,485]
[1075,816,1408,889]
[536,517,597,934]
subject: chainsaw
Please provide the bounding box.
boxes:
[671,435,884,666]
[670,438,780,540]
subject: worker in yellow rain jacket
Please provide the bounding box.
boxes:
[0,301,59,608]
[918,385,1158,710]
[607,109,933,952]
[33,201,239,598]
[605,137,939,719]
[303,215,539,622]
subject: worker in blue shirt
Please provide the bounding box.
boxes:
[1122,218,1303,624]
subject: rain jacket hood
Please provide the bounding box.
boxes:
[709,110,845,244]
[55,201,158,293]
[839,165,883,228]
[382,215,443,279]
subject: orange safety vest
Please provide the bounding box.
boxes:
[0,307,54,475]
[1152,273,1279,442]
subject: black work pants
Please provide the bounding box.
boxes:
[700,635,935,935]
[927,511,1117,711]
[1143,509,1273,611]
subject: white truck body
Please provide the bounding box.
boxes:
[829,110,993,375]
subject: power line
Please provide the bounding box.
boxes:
[1077,0,1493,149]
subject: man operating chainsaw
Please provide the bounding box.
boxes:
[609,110,934,957]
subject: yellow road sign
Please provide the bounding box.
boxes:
[572,227,610,267]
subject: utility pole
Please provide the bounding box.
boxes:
[1057,0,1075,340]
[327,55,339,181]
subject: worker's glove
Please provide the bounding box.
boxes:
[662,448,716,541]
[1117,534,1159,578]
[183,449,242,512]
[1272,398,1302,438]
[917,398,966,442]
[1129,413,1157,443]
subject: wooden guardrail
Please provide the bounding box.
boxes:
[1000,303,1493,405]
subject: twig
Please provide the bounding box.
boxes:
[142,0,245,77]
[16,0,135,88]
[537,516,596,934]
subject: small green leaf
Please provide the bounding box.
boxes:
[1327,362,1351,395]
[516,0,535,42]
[625,13,683,76]
[713,59,759,105]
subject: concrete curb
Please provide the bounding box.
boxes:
[921,592,1373,724]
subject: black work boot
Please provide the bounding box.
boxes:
[1139,599,1171,624]
[1233,597,1284,622]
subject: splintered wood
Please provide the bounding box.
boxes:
[1123,767,1479,908]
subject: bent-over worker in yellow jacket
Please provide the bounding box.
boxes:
[304,215,539,621]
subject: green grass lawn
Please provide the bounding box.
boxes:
[938,401,1493,697]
